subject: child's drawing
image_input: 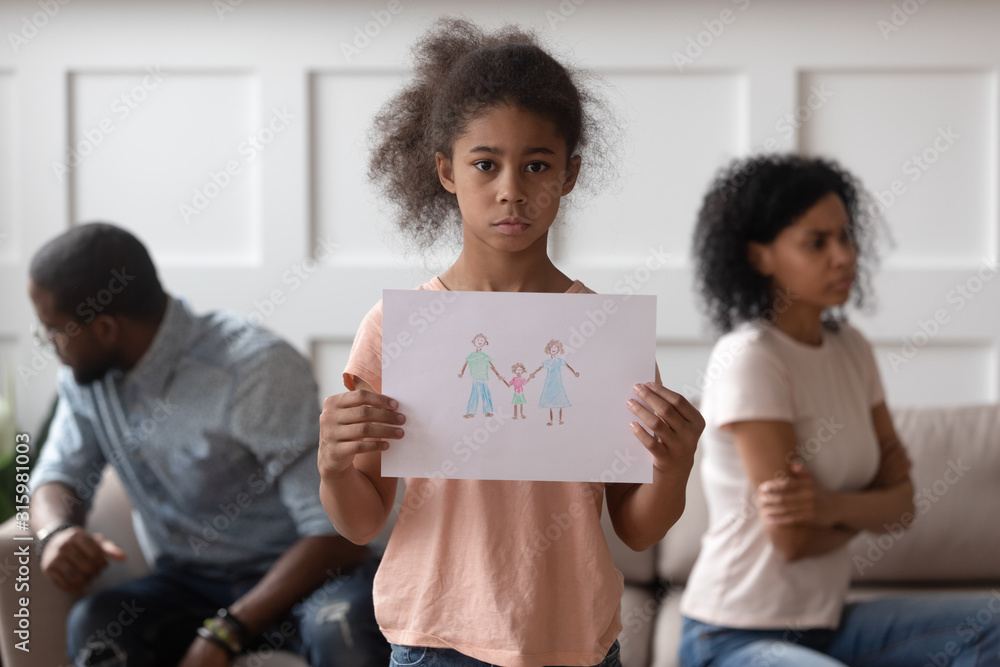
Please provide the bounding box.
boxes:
[458,333,506,418]
[529,339,580,426]
[505,363,533,420]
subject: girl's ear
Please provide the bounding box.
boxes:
[436,152,457,194]
[747,241,773,276]
[559,154,583,196]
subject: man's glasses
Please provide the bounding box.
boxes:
[31,321,68,350]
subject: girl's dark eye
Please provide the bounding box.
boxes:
[474,160,495,172]
[526,162,548,174]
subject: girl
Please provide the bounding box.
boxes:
[507,362,532,420]
[529,339,579,426]
[680,154,998,666]
[318,18,702,667]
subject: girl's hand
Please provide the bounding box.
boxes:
[757,463,835,527]
[627,382,704,475]
[318,389,406,479]
[573,370,580,377]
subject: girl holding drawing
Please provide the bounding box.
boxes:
[529,339,580,426]
[680,154,999,666]
[317,18,703,667]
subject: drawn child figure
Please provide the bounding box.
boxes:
[530,338,579,426]
[458,333,505,418]
[507,362,532,419]
[319,18,703,667]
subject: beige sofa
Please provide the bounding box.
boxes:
[2,403,998,666]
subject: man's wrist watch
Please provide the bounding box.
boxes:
[35,522,77,561]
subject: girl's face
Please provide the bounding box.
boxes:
[436,105,581,254]
[749,192,857,310]
[547,343,560,356]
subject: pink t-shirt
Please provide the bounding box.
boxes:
[343,277,624,667]
[511,376,528,393]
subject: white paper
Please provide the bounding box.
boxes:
[381,289,656,483]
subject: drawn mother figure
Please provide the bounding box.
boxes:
[530,339,580,426]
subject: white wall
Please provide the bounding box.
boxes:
[1,0,998,435]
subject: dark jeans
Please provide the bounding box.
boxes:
[67,557,389,667]
[389,640,621,667]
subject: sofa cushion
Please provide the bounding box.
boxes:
[656,403,1000,585]
[847,403,1000,583]
[655,445,708,584]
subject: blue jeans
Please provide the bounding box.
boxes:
[679,592,1000,666]
[67,556,389,666]
[466,380,494,415]
[389,640,621,667]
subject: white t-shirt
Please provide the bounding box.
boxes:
[680,320,885,629]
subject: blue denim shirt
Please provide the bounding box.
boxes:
[31,296,335,581]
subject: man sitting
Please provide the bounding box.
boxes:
[27,222,388,666]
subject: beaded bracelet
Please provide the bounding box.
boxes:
[215,607,249,643]
[196,626,236,657]
[201,616,242,654]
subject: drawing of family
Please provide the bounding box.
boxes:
[457,335,580,425]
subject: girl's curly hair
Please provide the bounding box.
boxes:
[544,339,565,355]
[692,154,885,334]
[511,362,526,374]
[368,16,614,250]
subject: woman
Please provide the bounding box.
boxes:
[679,154,998,666]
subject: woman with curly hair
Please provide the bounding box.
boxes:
[317,17,702,667]
[679,154,999,666]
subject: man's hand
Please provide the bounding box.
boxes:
[178,636,231,667]
[757,462,836,528]
[40,526,126,594]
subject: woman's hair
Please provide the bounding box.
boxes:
[511,362,526,374]
[369,16,614,250]
[692,154,883,334]
[545,339,565,355]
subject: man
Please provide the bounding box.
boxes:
[27,222,388,666]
